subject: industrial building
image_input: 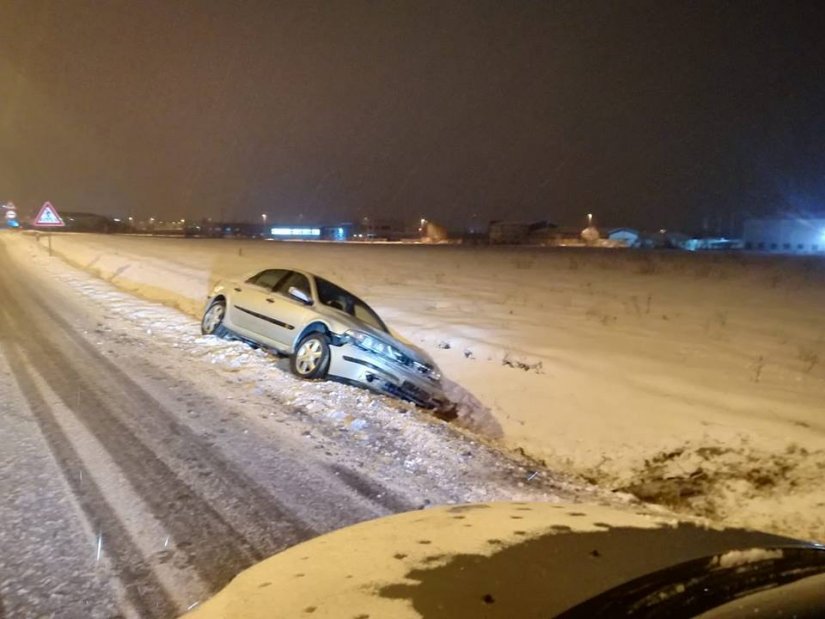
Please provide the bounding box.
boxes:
[488,220,558,244]
[743,217,825,254]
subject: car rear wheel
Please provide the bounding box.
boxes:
[291,333,330,379]
[201,299,228,337]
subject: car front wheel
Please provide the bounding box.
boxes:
[201,299,228,337]
[290,333,331,379]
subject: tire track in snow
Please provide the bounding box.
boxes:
[0,244,321,615]
[0,315,176,618]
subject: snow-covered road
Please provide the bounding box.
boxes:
[0,233,606,617]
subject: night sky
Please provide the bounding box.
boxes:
[2,1,824,231]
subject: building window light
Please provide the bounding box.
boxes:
[270,227,321,237]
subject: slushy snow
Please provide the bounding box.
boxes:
[15,232,825,541]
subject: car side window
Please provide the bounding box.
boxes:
[274,271,312,301]
[245,269,287,290]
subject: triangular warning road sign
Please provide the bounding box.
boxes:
[34,202,65,227]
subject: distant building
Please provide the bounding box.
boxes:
[422,220,449,242]
[546,227,588,246]
[321,224,353,241]
[607,228,698,250]
[608,228,641,247]
[743,217,825,254]
[60,211,123,232]
[489,220,558,244]
[526,220,558,244]
[352,217,409,241]
[489,221,530,244]
[683,237,743,251]
[269,225,321,240]
[665,232,693,249]
[580,225,601,245]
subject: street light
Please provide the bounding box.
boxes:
[262,213,267,224]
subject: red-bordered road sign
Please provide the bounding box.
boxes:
[34,202,65,227]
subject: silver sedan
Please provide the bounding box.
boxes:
[201,268,452,412]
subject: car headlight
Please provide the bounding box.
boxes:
[414,360,442,381]
[346,330,407,363]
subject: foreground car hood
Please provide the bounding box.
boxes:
[184,503,812,618]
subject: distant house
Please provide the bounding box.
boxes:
[743,217,825,254]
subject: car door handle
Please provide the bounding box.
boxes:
[234,287,242,292]
[266,298,275,303]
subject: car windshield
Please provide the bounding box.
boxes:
[315,277,388,333]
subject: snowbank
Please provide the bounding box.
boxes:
[22,232,825,540]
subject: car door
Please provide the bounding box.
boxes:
[264,271,318,350]
[227,269,288,343]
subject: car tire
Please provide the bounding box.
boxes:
[290,333,331,379]
[201,299,228,337]
[434,401,459,421]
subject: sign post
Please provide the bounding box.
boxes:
[33,202,66,256]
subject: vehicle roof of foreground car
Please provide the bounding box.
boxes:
[184,502,825,618]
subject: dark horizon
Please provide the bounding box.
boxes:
[2,1,825,232]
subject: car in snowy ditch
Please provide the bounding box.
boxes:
[201,267,452,413]
[185,502,825,618]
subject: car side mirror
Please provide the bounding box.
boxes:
[288,286,312,305]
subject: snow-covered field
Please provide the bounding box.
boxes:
[18,232,825,540]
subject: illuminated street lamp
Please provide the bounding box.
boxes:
[587,213,593,226]
[262,213,267,224]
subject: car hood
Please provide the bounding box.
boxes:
[316,305,437,368]
[184,502,815,618]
